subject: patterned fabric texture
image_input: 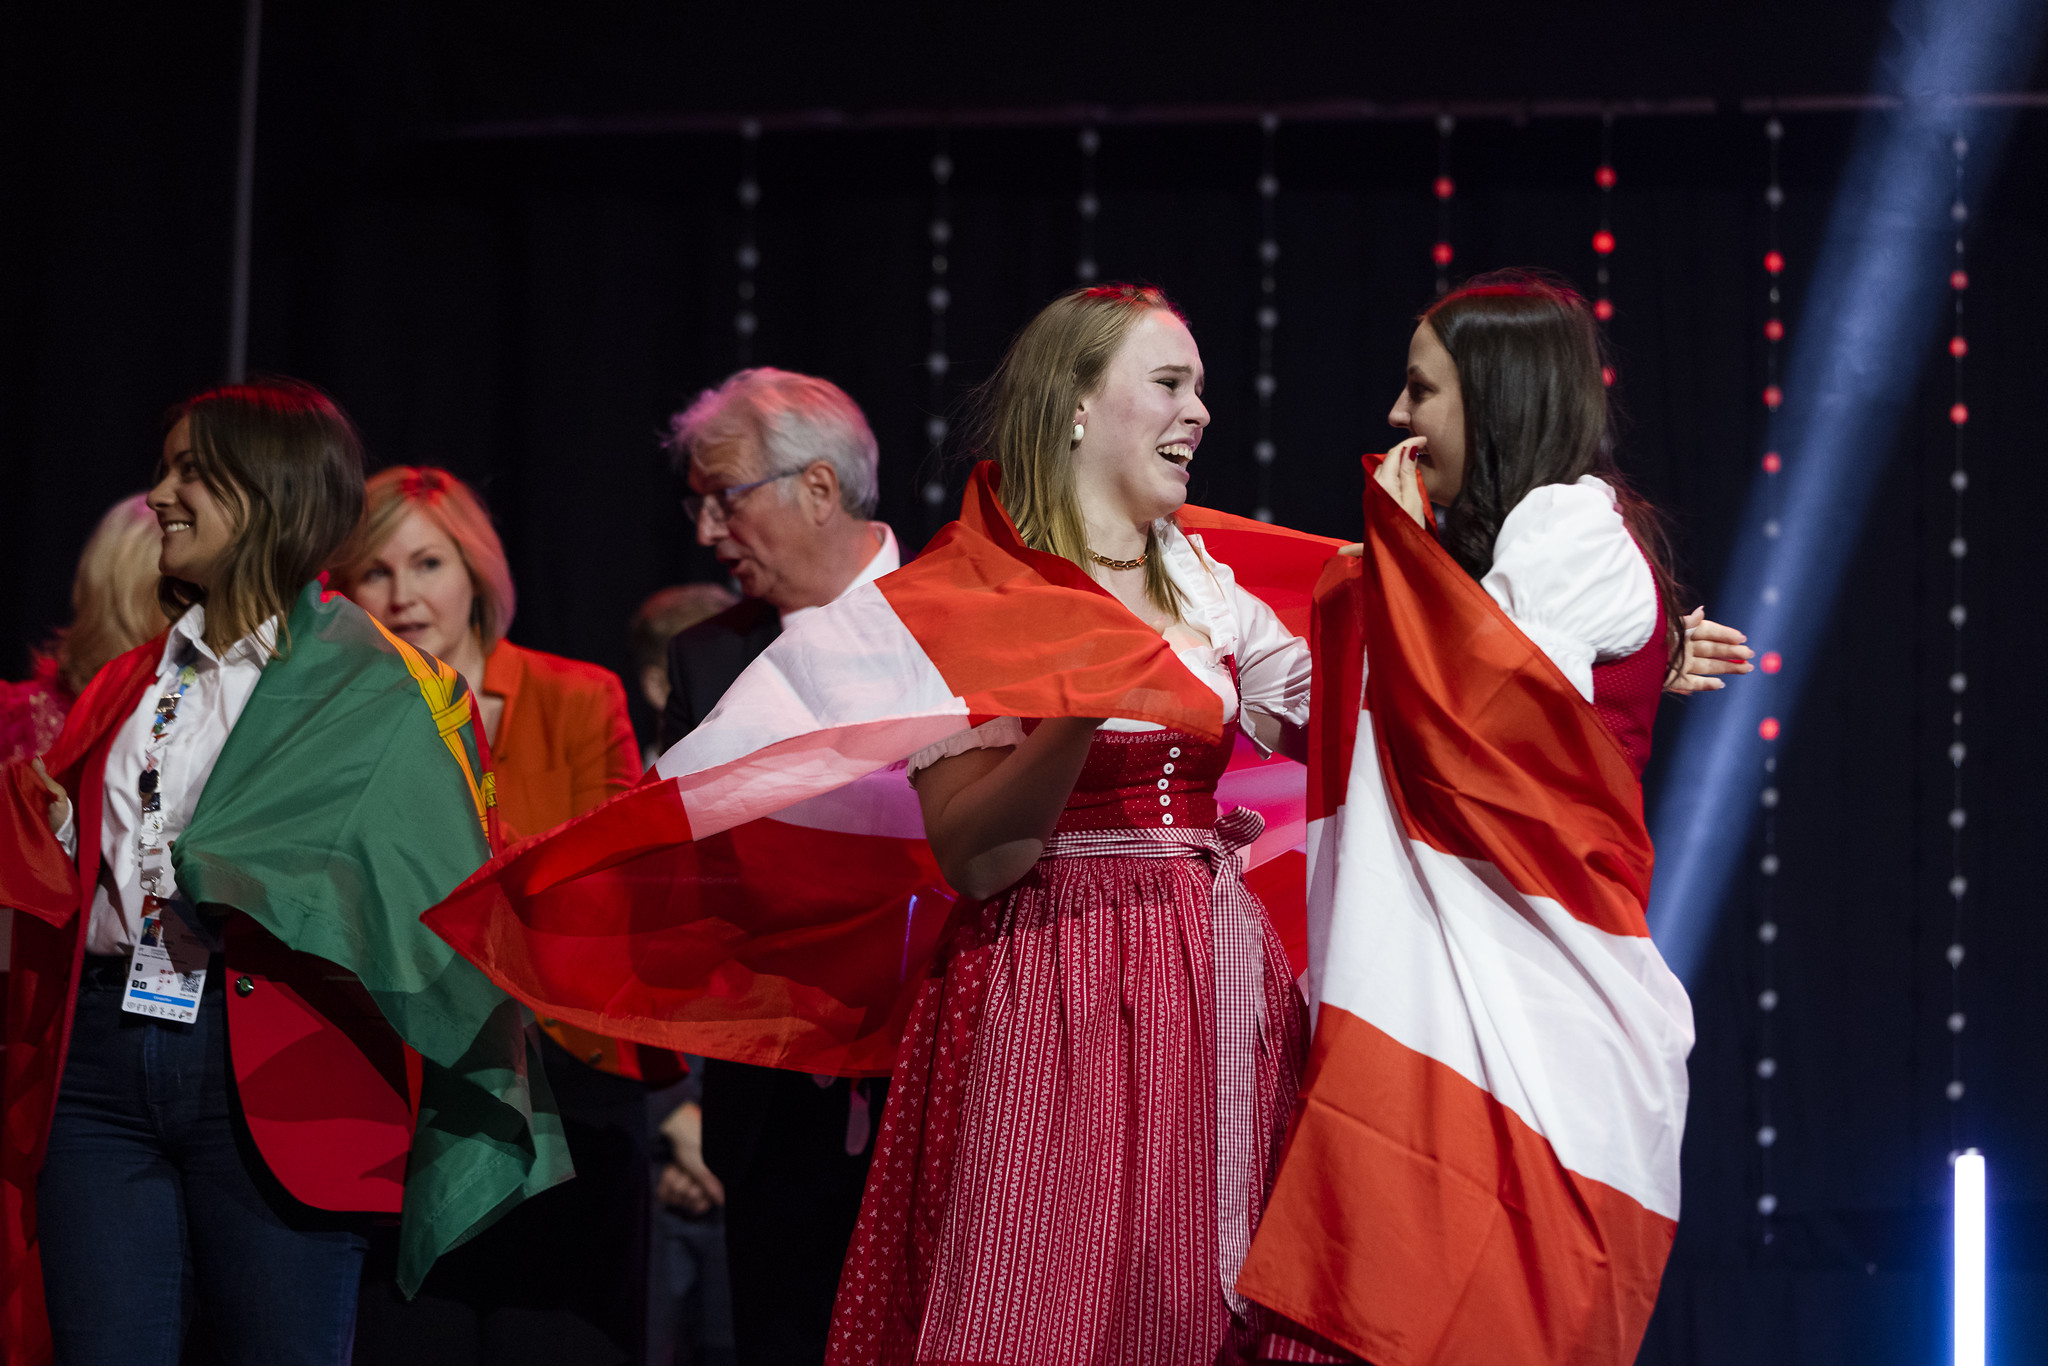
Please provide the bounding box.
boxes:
[826,723,1309,1366]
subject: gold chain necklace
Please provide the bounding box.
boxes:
[1088,548,1148,571]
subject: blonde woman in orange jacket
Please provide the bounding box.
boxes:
[330,465,659,1364]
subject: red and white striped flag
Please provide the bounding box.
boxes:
[1238,466,1694,1365]
[424,465,1340,1075]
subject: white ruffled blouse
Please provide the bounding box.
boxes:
[1480,475,1659,701]
[907,522,1313,776]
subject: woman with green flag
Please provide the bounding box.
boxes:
[0,378,568,1366]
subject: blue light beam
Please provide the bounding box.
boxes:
[1647,0,2048,984]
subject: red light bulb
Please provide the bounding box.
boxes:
[1760,651,1782,674]
[1764,319,1785,342]
[1764,250,1785,275]
[1432,241,1454,267]
[1763,385,1783,409]
[1594,298,1615,321]
[1762,452,1782,473]
[1950,402,1969,426]
[1759,717,1781,741]
[1949,335,1968,358]
[1434,175,1455,200]
[1951,269,1970,291]
[1595,165,1618,190]
[1601,365,1616,387]
[1592,229,1616,256]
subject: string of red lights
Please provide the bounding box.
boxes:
[1752,112,1787,1242]
[1593,111,1618,361]
[1433,113,1455,295]
[1943,129,1972,1152]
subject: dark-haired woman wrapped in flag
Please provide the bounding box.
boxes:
[1241,272,1750,1365]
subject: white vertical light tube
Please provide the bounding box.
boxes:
[1954,1149,1986,1366]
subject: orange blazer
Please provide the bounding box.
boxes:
[480,641,672,1079]
[481,640,640,843]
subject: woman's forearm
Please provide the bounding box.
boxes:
[917,716,1101,898]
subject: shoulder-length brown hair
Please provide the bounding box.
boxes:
[328,466,518,651]
[1423,270,1685,669]
[966,283,1189,618]
[159,377,367,653]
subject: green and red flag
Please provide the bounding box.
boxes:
[3,582,568,1332]
[171,582,570,1290]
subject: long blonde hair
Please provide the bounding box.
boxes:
[329,467,518,651]
[971,284,1187,618]
[44,495,168,695]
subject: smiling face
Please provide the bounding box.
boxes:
[148,416,238,589]
[1388,321,1469,506]
[346,507,479,663]
[1070,308,1210,531]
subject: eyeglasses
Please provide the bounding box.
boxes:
[682,470,801,529]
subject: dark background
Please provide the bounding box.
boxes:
[3,5,2045,1362]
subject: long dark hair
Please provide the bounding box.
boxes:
[1423,270,1685,671]
[159,377,367,653]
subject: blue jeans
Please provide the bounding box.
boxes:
[37,956,368,1366]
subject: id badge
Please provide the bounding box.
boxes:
[123,898,210,1023]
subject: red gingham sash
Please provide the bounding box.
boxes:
[1037,803,1270,1318]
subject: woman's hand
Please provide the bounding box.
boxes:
[1372,438,1432,530]
[1666,608,1755,693]
[32,758,70,837]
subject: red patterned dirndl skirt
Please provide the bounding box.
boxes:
[826,806,1309,1366]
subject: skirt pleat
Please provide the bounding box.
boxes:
[828,846,1308,1366]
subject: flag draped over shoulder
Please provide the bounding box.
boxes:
[424,463,1342,1075]
[1237,468,1694,1366]
[1177,502,1346,973]
[171,584,570,1293]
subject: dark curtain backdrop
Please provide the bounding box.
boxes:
[6,5,2047,1363]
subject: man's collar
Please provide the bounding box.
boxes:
[778,523,900,629]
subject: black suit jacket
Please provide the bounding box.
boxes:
[655,595,781,755]
[654,592,882,1362]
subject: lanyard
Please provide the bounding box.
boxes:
[136,649,201,905]
[122,645,213,1024]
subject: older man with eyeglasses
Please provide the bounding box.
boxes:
[658,369,900,754]
[653,367,898,1366]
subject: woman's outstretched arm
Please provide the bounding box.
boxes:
[913,717,1102,900]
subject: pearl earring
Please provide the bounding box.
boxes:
[1072,423,1085,444]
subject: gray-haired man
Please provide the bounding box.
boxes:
[655,367,897,1365]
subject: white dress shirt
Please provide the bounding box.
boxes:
[1480,475,1659,702]
[55,606,276,954]
[777,524,902,631]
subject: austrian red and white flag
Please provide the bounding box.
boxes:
[425,463,1338,1075]
[1238,467,1694,1365]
